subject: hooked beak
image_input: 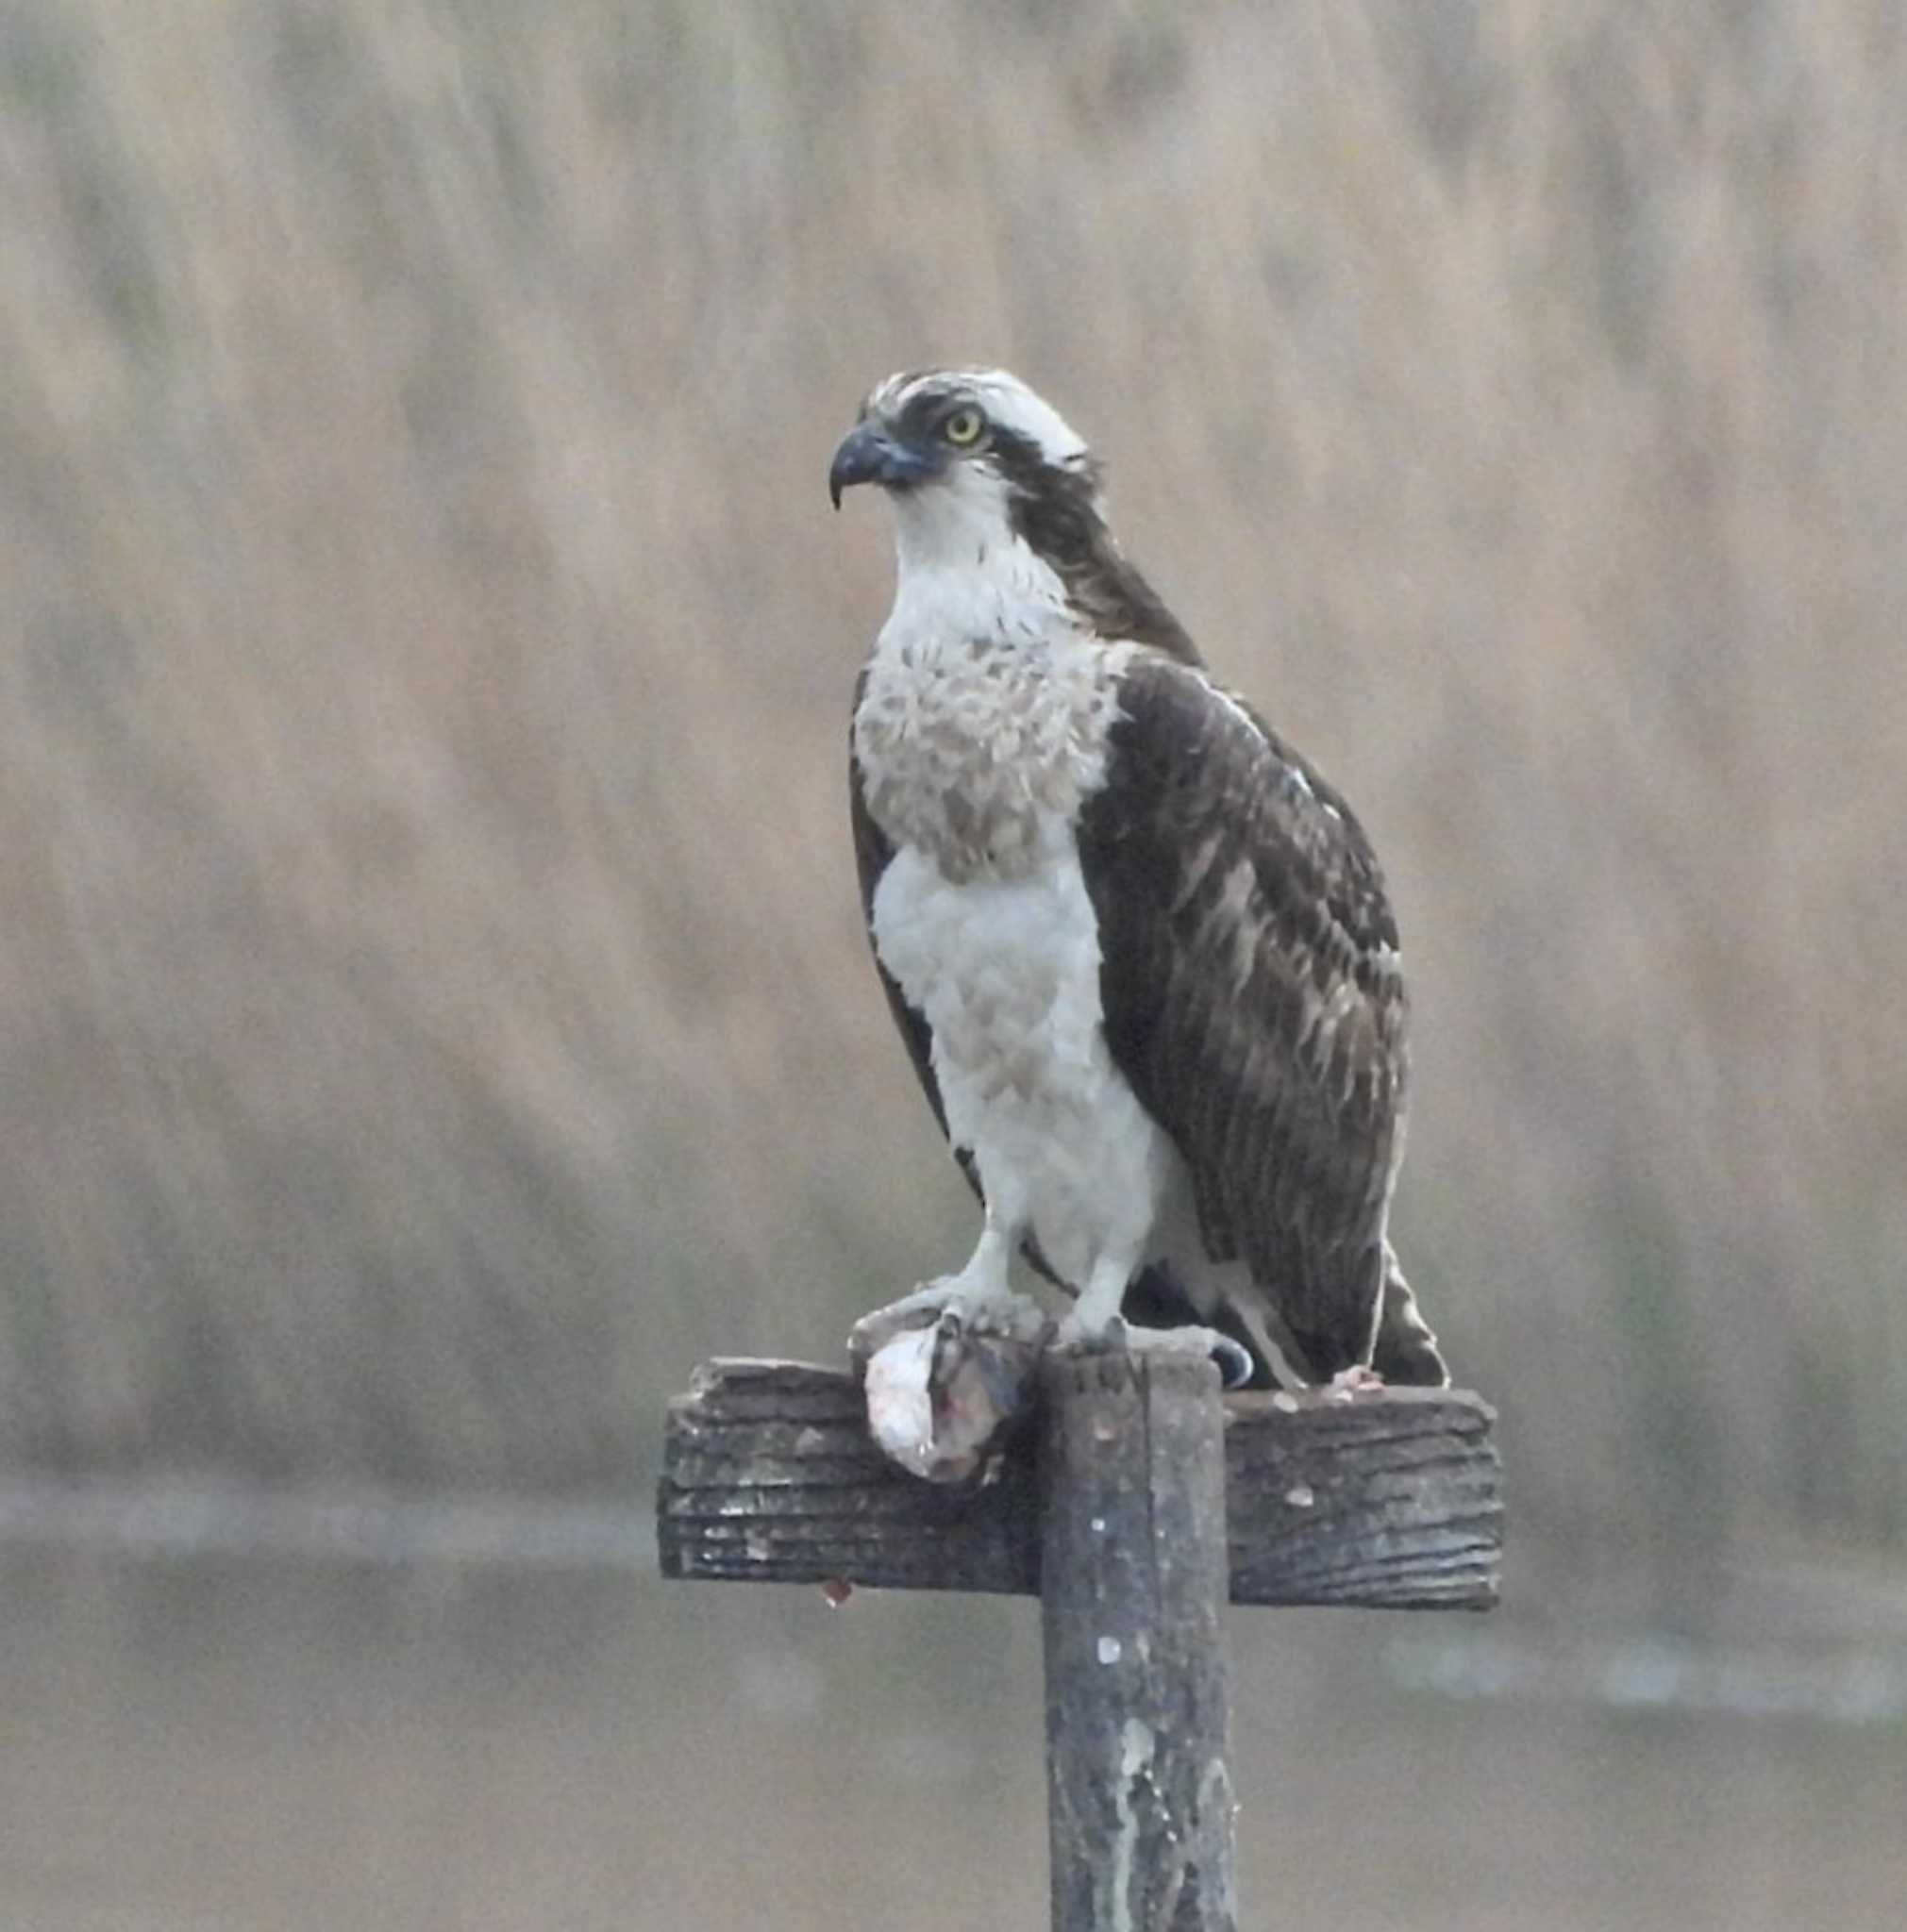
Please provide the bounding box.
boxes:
[828,421,940,508]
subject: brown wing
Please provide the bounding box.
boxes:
[1074,651,1409,1376]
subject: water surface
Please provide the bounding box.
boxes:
[2,1496,1901,1930]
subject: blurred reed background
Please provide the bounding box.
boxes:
[2,0,1903,1557]
[5,8,1906,1930]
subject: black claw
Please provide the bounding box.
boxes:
[1212,1335,1256,1390]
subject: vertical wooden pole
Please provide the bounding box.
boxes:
[1039,1351,1237,1932]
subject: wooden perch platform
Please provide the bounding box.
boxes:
[658,1357,1501,1611]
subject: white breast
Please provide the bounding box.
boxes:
[870,835,1172,1290]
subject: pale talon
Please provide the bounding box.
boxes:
[1052,1309,1125,1357]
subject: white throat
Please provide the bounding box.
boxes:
[881,465,1071,669]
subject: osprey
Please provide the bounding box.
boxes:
[831,368,1446,1395]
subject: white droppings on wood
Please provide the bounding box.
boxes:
[1097,1635,1122,1665]
[1110,1717,1156,1932]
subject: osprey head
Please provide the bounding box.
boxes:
[828,368,1100,514]
[830,367,1196,660]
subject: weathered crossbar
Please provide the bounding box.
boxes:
[658,1356,1500,1611]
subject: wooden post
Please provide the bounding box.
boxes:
[1039,1352,1235,1931]
[658,1356,1501,1930]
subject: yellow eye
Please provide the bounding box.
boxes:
[942,407,985,447]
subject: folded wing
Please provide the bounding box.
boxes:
[1075,653,1410,1376]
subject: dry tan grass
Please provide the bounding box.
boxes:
[0,1,1901,1541]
